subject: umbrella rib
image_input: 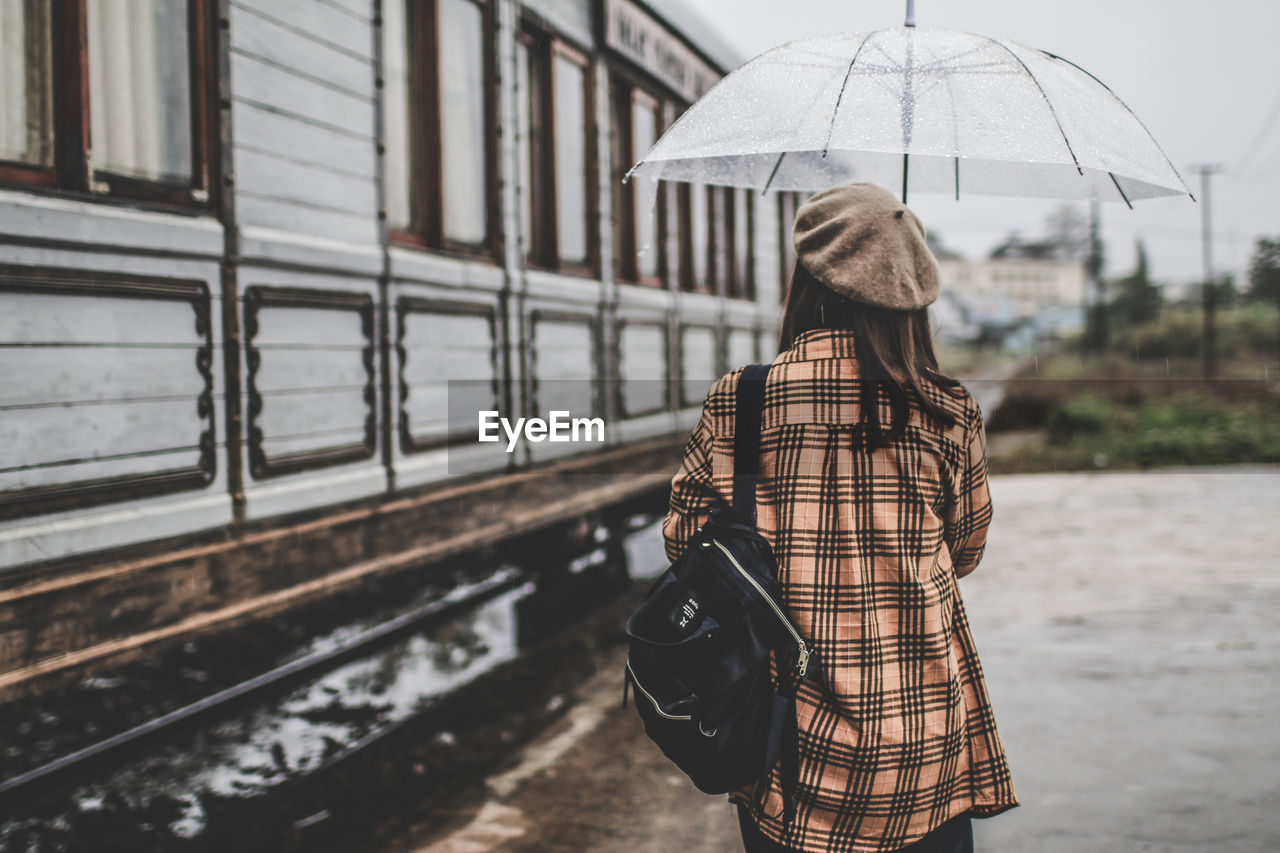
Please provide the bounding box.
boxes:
[1108,172,1134,209]
[941,71,963,198]
[822,31,876,157]
[986,37,1084,177]
[1041,49,1195,199]
[909,44,1000,74]
[762,152,787,195]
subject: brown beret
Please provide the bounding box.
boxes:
[793,183,939,310]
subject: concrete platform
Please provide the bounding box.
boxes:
[399,467,1280,853]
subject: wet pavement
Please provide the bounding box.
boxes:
[401,467,1280,853]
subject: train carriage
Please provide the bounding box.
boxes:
[0,0,802,696]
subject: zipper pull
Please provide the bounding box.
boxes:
[795,645,812,679]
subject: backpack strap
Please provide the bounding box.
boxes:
[735,364,807,829]
[732,363,770,525]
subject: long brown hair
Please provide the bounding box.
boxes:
[779,261,962,449]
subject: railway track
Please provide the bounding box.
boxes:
[0,512,666,852]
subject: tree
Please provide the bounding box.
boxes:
[1248,237,1280,358]
[926,230,962,261]
[1083,203,1107,352]
[1110,239,1162,327]
[1043,204,1090,261]
[1248,237,1280,303]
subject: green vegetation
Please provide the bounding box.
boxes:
[989,383,1279,474]
[934,342,1020,378]
[985,306,1280,474]
[1108,302,1280,369]
[978,232,1280,473]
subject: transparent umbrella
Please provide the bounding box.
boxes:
[627,18,1192,205]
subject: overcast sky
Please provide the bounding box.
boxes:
[680,0,1280,290]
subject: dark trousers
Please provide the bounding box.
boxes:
[737,806,974,853]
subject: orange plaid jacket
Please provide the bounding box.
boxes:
[663,329,1017,852]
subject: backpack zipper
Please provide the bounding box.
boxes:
[625,660,693,720]
[710,539,812,678]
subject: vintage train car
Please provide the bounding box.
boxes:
[0,0,802,697]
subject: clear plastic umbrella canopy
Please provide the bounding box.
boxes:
[628,27,1192,204]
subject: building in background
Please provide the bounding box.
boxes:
[933,232,1087,346]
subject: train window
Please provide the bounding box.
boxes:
[611,80,665,287]
[516,28,595,275]
[514,36,536,262]
[730,188,754,300]
[682,183,711,293]
[778,191,802,301]
[0,0,53,169]
[552,45,591,270]
[383,0,413,229]
[88,1,193,184]
[384,0,496,257]
[439,0,488,245]
[710,186,731,294]
[0,0,213,206]
[631,93,661,281]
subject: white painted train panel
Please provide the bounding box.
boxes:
[316,0,371,20]
[236,194,380,246]
[232,0,374,58]
[680,325,717,407]
[531,316,595,418]
[520,0,594,49]
[0,266,219,545]
[403,382,497,443]
[726,327,757,369]
[256,387,370,447]
[0,291,201,345]
[401,348,494,386]
[230,51,374,140]
[233,102,376,179]
[400,312,495,381]
[398,305,499,451]
[0,399,206,480]
[239,282,378,490]
[232,8,373,98]
[259,434,370,465]
[532,320,595,381]
[234,148,378,219]
[249,302,368,347]
[618,322,666,417]
[0,346,208,406]
[0,447,204,492]
[402,384,450,438]
[253,346,369,394]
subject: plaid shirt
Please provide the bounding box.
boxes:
[663,329,1017,852]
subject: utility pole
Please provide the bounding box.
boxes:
[1192,164,1222,379]
[1085,200,1104,353]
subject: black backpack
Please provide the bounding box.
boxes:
[623,363,814,823]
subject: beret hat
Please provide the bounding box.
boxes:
[792,183,939,310]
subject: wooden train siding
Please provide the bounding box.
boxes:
[0,435,681,699]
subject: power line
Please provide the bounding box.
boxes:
[1236,84,1280,173]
